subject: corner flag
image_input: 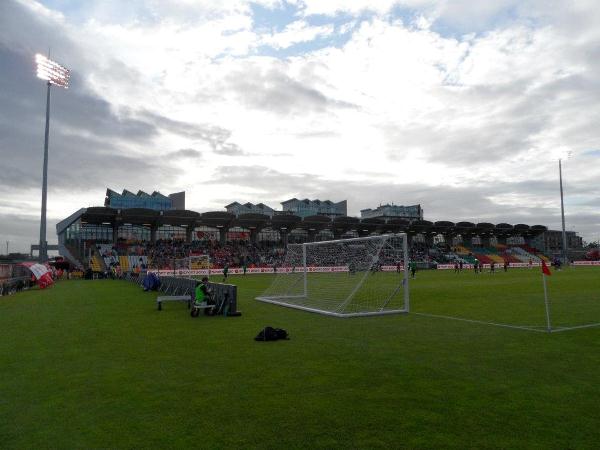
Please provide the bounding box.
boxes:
[541,259,552,332]
[541,260,552,276]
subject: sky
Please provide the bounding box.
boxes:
[1,0,599,253]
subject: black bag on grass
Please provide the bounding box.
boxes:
[255,327,289,341]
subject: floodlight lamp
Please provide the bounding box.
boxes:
[35,53,70,88]
[551,146,572,161]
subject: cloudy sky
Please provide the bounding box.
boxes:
[1,0,599,252]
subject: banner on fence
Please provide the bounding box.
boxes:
[20,262,54,289]
[149,261,595,277]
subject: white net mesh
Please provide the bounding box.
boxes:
[189,255,210,270]
[171,255,211,277]
[257,234,409,317]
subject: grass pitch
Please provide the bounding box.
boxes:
[1,268,599,449]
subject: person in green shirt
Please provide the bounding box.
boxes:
[195,278,208,304]
[191,277,211,317]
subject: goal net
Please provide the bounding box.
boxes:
[189,255,211,271]
[256,234,409,317]
[172,255,211,277]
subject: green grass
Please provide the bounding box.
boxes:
[410,267,600,329]
[1,269,600,449]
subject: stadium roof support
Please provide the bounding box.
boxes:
[270,214,302,231]
[200,212,236,229]
[233,213,270,232]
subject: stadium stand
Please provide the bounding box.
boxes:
[119,256,129,272]
[83,238,555,273]
[90,256,103,272]
[55,206,556,272]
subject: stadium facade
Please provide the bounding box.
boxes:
[530,230,583,255]
[281,198,347,218]
[105,189,185,211]
[361,204,423,221]
[225,202,275,217]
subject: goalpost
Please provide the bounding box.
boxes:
[256,234,410,317]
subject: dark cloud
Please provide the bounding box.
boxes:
[383,78,554,165]
[0,211,50,254]
[206,165,320,194]
[169,148,202,159]
[0,48,241,194]
[0,45,173,191]
[225,64,357,116]
[213,142,246,156]
[139,110,245,155]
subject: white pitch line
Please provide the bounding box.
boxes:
[412,312,549,333]
[549,322,600,333]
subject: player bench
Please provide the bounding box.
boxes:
[156,295,192,311]
[156,295,216,314]
[153,277,240,316]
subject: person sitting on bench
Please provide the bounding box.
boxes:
[191,277,213,317]
[195,277,209,304]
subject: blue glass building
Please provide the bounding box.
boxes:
[104,189,185,211]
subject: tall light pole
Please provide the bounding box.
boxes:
[35,53,70,262]
[557,151,571,265]
[558,158,567,264]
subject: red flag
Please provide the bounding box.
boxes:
[541,260,552,276]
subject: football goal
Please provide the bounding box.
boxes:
[189,255,211,271]
[256,234,409,317]
[172,255,211,276]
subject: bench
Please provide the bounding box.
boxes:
[190,302,215,316]
[157,295,191,310]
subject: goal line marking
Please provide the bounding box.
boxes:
[412,312,549,333]
[547,322,600,333]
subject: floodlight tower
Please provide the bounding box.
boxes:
[557,149,571,266]
[35,54,70,262]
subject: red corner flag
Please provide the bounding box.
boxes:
[541,260,552,276]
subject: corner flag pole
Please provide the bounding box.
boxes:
[541,260,552,333]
